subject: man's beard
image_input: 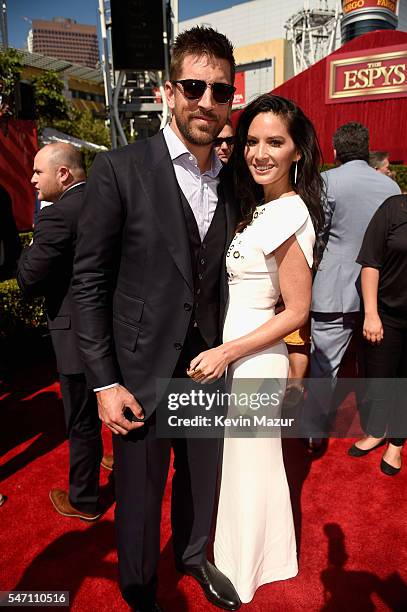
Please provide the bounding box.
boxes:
[174,110,223,146]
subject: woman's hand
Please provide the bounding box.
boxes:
[187,345,231,384]
[363,313,383,344]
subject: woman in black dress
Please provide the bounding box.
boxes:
[348,194,407,475]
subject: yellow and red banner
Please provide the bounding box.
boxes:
[326,44,407,103]
[342,0,398,16]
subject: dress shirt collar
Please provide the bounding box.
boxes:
[59,181,86,200]
[162,123,222,178]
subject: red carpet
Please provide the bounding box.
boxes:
[1,355,406,611]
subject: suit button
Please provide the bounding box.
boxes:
[196,288,201,295]
[200,258,205,265]
[202,244,207,250]
[174,342,183,350]
[184,303,192,311]
[198,273,203,280]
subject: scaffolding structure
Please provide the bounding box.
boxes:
[0,1,8,50]
[285,1,342,75]
[99,0,178,148]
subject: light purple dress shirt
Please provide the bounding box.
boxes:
[162,123,222,241]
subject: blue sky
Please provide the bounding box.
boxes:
[8,1,249,49]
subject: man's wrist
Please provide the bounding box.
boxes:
[94,382,119,392]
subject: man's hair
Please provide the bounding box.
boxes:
[46,142,86,175]
[369,150,389,169]
[170,26,235,83]
[333,122,369,164]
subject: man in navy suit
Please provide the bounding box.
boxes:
[72,27,241,612]
[17,143,112,521]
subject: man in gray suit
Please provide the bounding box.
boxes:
[306,122,400,442]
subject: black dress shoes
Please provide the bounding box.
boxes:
[380,458,401,476]
[178,560,241,610]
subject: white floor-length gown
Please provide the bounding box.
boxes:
[214,194,315,603]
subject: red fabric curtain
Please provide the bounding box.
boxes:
[0,120,37,231]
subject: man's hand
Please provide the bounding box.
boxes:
[96,384,145,435]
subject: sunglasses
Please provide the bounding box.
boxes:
[171,79,236,104]
[213,136,235,147]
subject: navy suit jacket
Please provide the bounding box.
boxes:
[72,132,237,416]
[17,184,85,375]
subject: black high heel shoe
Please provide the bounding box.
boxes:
[348,438,386,457]
[380,458,401,476]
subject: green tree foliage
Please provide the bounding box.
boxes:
[0,278,46,336]
[31,70,110,150]
[69,110,111,173]
[69,107,110,148]
[0,48,23,95]
[390,165,407,193]
[31,70,71,128]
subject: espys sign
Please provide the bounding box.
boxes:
[342,0,398,15]
[326,44,407,103]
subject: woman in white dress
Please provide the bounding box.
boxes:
[187,94,324,604]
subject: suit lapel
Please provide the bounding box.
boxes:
[219,166,237,249]
[142,132,193,291]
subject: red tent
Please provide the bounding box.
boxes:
[235,30,407,165]
[0,119,38,231]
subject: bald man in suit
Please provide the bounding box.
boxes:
[17,143,112,520]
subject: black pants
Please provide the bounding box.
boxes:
[59,373,103,513]
[361,309,407,446]
[113,328,221,611]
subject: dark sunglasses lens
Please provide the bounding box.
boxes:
[214,137,235,147]
[212,83,235,103]
[177,80,235,103]
[181,80,206,99]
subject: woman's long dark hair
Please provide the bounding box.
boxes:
[231,94,325,238]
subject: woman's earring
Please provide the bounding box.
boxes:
[294,161,298,186]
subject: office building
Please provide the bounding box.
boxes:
[27,17,99,69]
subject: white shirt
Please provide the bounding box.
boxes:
[162,123,222,241]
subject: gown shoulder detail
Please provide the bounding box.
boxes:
[256,195,315,267]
